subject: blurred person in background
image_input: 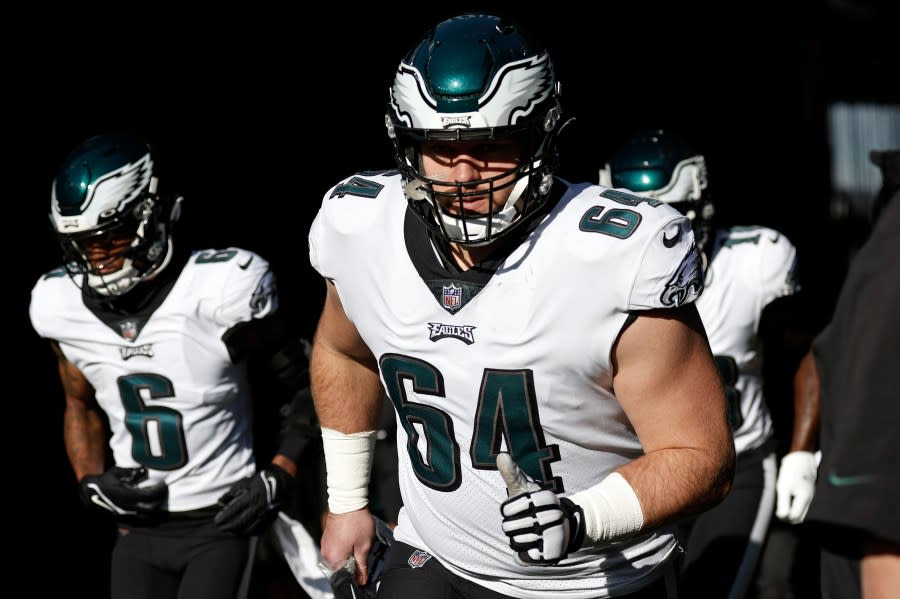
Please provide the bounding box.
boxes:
[798,149,900,599]
[601,128,802,598]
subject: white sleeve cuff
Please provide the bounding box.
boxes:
[570,472,644,544]
[321,427,377,513]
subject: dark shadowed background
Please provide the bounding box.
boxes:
[9,2,898,594]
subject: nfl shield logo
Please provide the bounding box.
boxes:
[442,283,462,310]
[119,320,138,341]
[407,549,432,568]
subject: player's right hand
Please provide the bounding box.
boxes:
[79,466,168,517]
[320,508,376,587]
[319,515,394,599]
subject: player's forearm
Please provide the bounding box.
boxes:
[311,338,383,513]
[271,454,298,477]
[63,400,107,480]
[789,350,820,452]
[616,443,735,531]
[310,343,383,432]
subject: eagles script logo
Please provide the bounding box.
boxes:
[440,115,471,128]
[120,344,154,360]
[428,323,476,345]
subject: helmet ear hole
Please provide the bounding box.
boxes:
[133,198,154,220]
[543,105,560,132]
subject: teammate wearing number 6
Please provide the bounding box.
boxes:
[30,132,321,598]
[309,12,735,599]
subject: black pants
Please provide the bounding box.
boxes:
[110,527,251,599]
[377,541,677,598]
[818,537,861,599]
[677,442,776,599]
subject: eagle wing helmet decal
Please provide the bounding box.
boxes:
[390,53,555,130]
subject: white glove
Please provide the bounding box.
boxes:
[775,451,818,524]
[497,452,583,565]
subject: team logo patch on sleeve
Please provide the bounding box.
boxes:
[661,247,704,307]
[249,270,278,317]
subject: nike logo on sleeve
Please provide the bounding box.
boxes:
[662,227,682,248]
[827,470,877,487]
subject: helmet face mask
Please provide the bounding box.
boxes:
[56,196,170,296]
[50,132,178,298]
[403,131,555,245]
[385,13,562,246]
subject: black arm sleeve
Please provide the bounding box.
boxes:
[271,336,318,463]
[223,314,318,465]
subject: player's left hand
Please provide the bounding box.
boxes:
[497,452,584,565]
[214,464,293,535]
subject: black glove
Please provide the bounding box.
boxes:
[79,466,168,518]
[214,464,293,535]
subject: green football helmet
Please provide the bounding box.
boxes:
[50,132,182,297]
[386,13,563,246]
[599,128,714,251]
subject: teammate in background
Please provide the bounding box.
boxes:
[773,349,820,527]
[763,150,900,599]
[29,132,322,599]
[309,13,734,598]
[600,128,800,598]
[754,343,821,599]
[798,149,900,599]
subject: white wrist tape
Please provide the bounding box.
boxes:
[570,472,644,544]
[321,427,377,514]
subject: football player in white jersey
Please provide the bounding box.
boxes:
[29,133,322,599]
[308,13,735,599]
[600,128,801,598]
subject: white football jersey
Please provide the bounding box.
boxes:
[30,248,278,511]
[697,226,799,455]
[309,172,705,598]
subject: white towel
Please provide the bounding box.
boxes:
[271,512,335,599]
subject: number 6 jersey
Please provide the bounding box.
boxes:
[309,171,706,598]
[30,247,278,512]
